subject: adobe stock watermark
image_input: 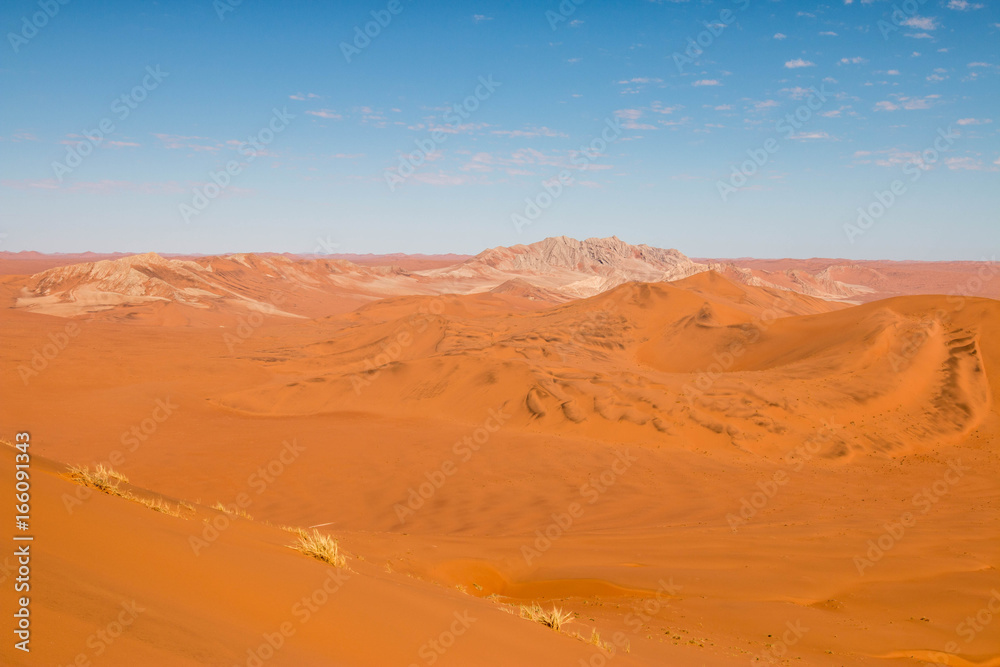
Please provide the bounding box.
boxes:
[888,257,998,372]
[717,85,831,202]
[916,591,1000,666]
[17,320,80,386]
[180,107,294,224]
[223,291,288,353]
[51,65,168,182]
[750,620,809,664]
[521,449,637,566]
[238,568,351,667]
[55,600,145,667]
[673,0,751,73]
[947,256,1000,312]
[62,398,179,514]
[213,0,244,21]
[384,75,501,191]
[546,0,588,30]
[311,234,340,255]
[512,116,623,233]
[579,577,680,665]
[349,296,447,395]
[340,0,411,63]
[623,577,683,634]
[844,125,959,244]
[393,407,510,524]
[7,0,71,53]
[189,439,306,555]
[680,297,785,405]
[877,0,931,40]
[854,459,968,575]
[406,611,477,667]
[727,419,839,533]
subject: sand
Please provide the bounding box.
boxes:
[1,256,998,666]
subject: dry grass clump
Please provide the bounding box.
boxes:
[212,502,253,520]
[67,464,185,518]
[136,497,182,517]
[520,603,574,632]
[289,528,346,567]
[68,464,129,491]
[585,628,620,652]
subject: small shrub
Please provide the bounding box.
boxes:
[68,464,129,491]
[520,603,574,632]
[290,529,346,567]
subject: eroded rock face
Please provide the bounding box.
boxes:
[10,236,883,321]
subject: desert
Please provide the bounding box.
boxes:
[2,1,998,665]
[2,236,999,666]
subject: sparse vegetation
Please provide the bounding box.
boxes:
[66,464,185,518]
[68,464,129,491]
[289,528,347,567]
[136,497,182,517]
[519,603,574,632]
[587,628,611,650]
[212,502,253,520]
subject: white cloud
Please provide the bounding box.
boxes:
[781,87,815,99]
[491,126,568,138]
[956,118,992,125]
[902,16,939,30]
[947,0,984,10]
[614,109,643,120]
[839,56,868,65]
[785,59,816,68]
[790,131,832,140]
[305,109,342,119]
[945,157,990,171]
[692,79,721,86]
[751,99,780,110]
[873,94,940,111]
[773,33,787,40]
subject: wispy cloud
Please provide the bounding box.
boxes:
[947,0,984,10]
[491,126,568,138]
[873,94,940,111]
[903,16,939,30]
[305,109,342,120]
[154,134,222,152]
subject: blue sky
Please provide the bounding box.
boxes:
[1,0,997,259]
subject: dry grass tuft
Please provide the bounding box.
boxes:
[212,502,253,520]
[520,603,574,632]
[136,497,182,517]
[67,464,185,518]
[289,529,347,567]
[586,628,613,651]
[68,464,129,491]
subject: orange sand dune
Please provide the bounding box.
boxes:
[1,270,998,665]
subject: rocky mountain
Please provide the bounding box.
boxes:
[7,236,927,323]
